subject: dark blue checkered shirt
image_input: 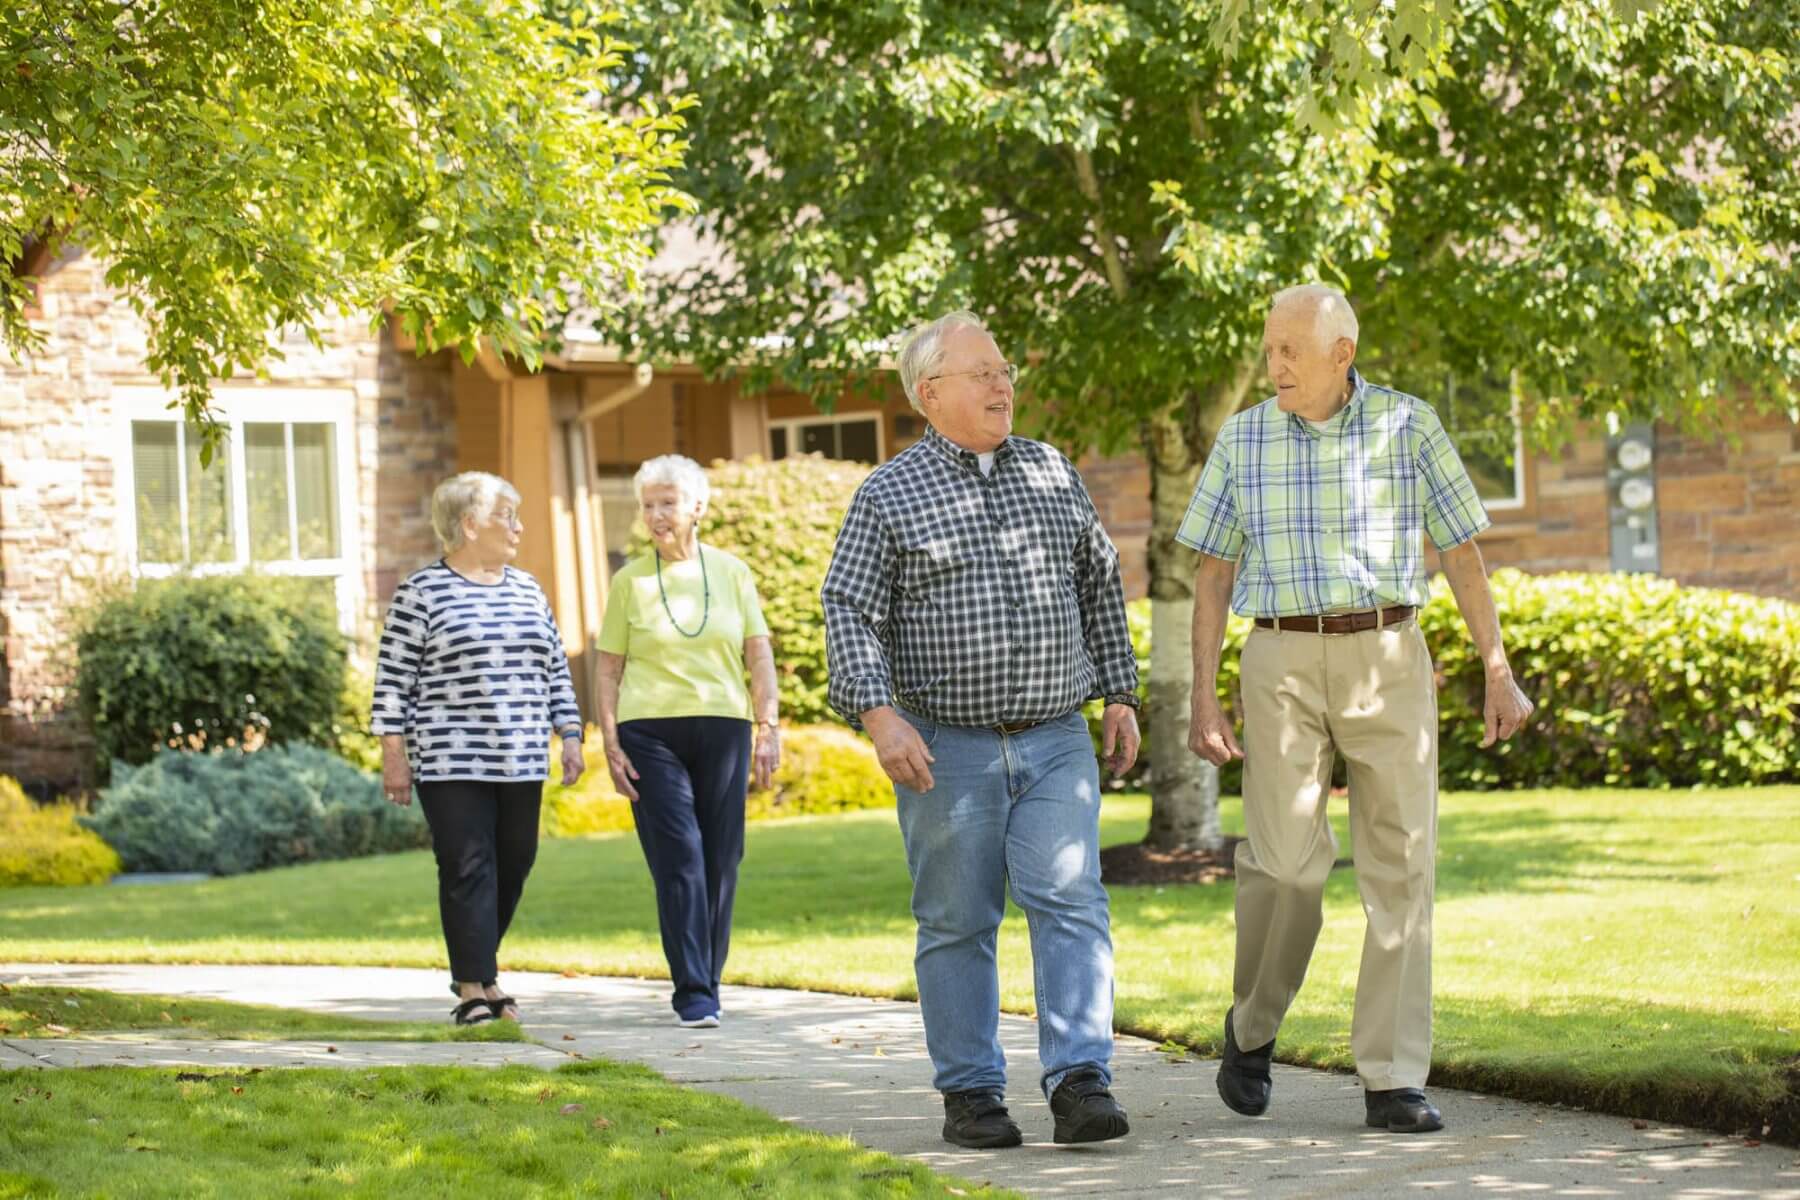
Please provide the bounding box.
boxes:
[822,425,1137,729]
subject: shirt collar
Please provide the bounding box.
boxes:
[923,423,1015,474]
[1288,367,1367,438]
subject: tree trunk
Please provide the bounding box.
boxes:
[1142,367,1259,853]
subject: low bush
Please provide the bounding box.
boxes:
[82,745,429,876]
[1113,569,1799,791]
[72,573,349,778]
[0,777,120,886]
[542,724,893,837]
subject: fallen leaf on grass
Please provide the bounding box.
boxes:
[559,1103,584,1115]
[159,1012,173,1023]
[591,1116,611,1130]
[231,1086,243,1095]
[562,1034,576,1042]
[653,1126,664,1136]
[537,1087,555,1104]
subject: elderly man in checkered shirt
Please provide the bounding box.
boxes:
[822,310,1142,1151]
[1183,284,1536,1135]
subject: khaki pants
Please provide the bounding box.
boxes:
[1231,617,1438,1091]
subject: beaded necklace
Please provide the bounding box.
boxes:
[655,545,710,638]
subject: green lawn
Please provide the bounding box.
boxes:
[0,984,524,1043]
[3,788,1796,1141]
[0,1061,1019,1199]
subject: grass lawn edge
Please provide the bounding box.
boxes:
[8,951,1794,1149]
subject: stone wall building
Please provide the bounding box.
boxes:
[4,249,1796,794]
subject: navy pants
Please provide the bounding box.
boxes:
[416,779,542,986]
[617,717,751,1021]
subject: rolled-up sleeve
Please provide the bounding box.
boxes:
[1068,463,1138,698]
[1414,402,1491,551]
[371,579,427,736]
[821,488,897,727]
[1175,434,1245,561]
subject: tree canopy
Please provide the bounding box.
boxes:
[602,0,1799,849]
[3,0,693,433]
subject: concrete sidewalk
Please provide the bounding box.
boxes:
[4,962,1796,1198]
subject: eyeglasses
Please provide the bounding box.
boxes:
[928,363,1019,389]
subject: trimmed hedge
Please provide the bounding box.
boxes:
[72,573,349,777]
[83,745,429,876]
[0,777,120,887]
[628,455,873,728]
[1113,569,1799,791]
[542,724,892,837]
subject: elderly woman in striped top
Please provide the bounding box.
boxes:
[373,471,585,1026]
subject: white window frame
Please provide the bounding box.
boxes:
[113,386,363,631]
[1444,377,1527,513]
[767,412,886,463]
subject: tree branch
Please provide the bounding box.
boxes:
[1069,147,1131,302]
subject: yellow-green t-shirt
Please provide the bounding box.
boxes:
[598,545,769,723]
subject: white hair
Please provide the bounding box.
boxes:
[431,471,520,552]
[896,310,990,413]
[1271,284,1360,350]
[633,454,711,516]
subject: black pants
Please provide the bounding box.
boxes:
[617,717,751,1021]
[416,779,542,985]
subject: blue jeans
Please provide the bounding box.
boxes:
[893,707,1114,1099]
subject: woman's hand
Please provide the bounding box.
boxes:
[381,741,413,807]
[560,736,586,786]
[604,742,641,803]
[751,723,780,792]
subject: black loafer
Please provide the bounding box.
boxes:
[1217,1006,1275,1116]
[942,1089,1023,1149]
[1049,1067,1130,1144]
[1364,1087,1444,1133]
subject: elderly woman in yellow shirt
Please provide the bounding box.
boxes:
[597,454,780,1029]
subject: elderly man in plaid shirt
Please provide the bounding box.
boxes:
[822,310,1142,1150]
[1182,284,1535,1134]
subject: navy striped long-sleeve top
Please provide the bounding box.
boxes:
[371,561,583,781]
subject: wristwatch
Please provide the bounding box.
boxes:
[1103,693,1141,710]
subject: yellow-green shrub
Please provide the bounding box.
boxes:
[541,724,894,838]
[0,777,121,887]
[745,724,891,818]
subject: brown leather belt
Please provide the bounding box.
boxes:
[1253,605,1416,635]
[993,719,1042,735]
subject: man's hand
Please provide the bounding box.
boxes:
[1188,697,1244,766]
[1481,668,1535,747]
[862,706,935,792]
[1100,704,1140,777]
[560,736,586,787]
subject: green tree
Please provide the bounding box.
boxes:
[2,0,692,436]
[602,1,1799,851]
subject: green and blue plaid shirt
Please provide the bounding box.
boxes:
[1176,369,1490,618]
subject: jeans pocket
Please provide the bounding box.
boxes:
[896,706,940,749]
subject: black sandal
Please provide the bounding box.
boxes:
[453,997,496,1026]
[486,996,521,1022]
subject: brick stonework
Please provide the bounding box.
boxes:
[1655,414,1800,598]
[0,252,453,794]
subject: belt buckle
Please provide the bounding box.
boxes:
[1314,613,1327,635]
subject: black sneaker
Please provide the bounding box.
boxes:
[1048,1067,1130,1144]
[1364,1087,1444,1133]
[1217,1006,1275,1116]
[941,1089,1023,1149]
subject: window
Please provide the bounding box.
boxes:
[595,473,639,577]
[768,414,882,464]
[1439,370,1525,510]
[116,388,360,628]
